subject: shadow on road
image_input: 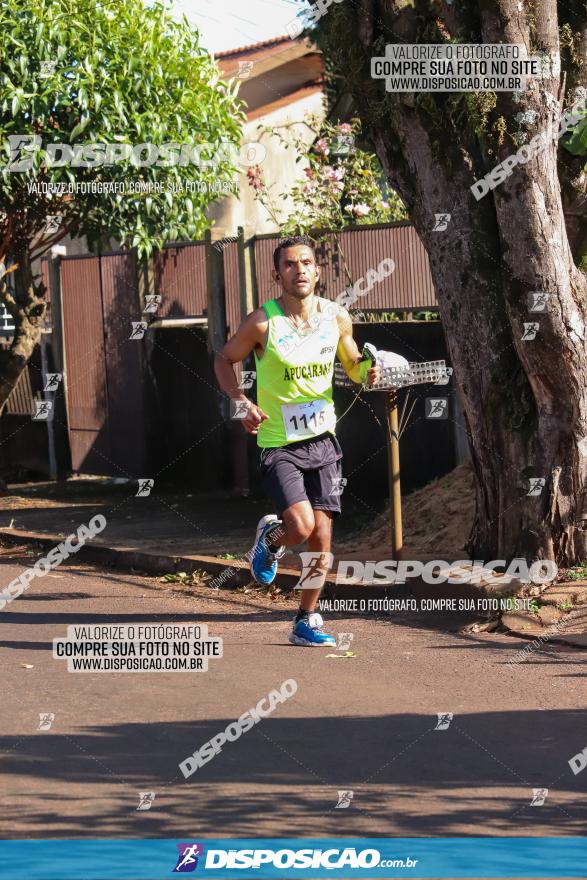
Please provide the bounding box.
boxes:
[1,708,586,838]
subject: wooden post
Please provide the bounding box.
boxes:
[205,229,226,357]
[237,225,258,319]
[137,251,154,311]
[207,229,249,496]
[386,390,403,559]
[47,252,71,479]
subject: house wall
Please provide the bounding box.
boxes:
[207,89,327,238]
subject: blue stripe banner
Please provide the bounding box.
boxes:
[0,838,586,879]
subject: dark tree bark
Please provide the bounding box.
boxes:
[0,246,47,414]
[316,0,587,564]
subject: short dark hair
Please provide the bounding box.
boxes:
[273,235,316,272]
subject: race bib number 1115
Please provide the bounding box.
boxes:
[281,399,336,441]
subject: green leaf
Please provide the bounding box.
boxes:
[563,118,587,156]
[70,115,91,139]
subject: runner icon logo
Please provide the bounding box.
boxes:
[173,844,203,873]
[522,322,539,340]
[530,788,548,806]
[335,790,354,809]
[527,477,546,496]
[435,713,453,730]
[330,476,347,496]
[129,321,148,340]
[238,370,256,390]
[136,479,154,497]
[44,373,62,391]
[231,399,251,420]
[38,713,55,731]
[143,294,162,314]
[425,398,448,419]
[237,61,254,78]
[32,401,53,421]
[136,791,156,811]
[297,551,334,590]
[432,213,451,231]
[336,633,353,651]
[528,291,550,312]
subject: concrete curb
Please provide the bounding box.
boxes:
[0,528,532,605]
[0,527,365,597]
[502,606,587,648]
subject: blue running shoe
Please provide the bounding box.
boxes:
[289,612,336,647]
[250,514,285,585]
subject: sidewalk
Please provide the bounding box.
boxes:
[1,478,586,645]
[0,478,375,592]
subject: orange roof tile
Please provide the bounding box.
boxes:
[215,35,295,58]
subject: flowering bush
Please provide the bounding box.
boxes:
[248,117,407,236]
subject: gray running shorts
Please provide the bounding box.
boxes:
[258,432,343,518]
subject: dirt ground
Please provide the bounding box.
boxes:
[337,463,475,561]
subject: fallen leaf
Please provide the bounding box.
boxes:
[325,651,356,659]
[21,663,34,669]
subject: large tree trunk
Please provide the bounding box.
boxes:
[0,246,47,414]
[318,0,587,565]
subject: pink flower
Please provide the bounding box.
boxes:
[246,166,265,192]
[314,138,329,155]
[302,182,316,193]
[380,200,390,209]
[353,203,370,217]
[339,123,352,134]
[331,180,344,193]
[326,166,345,181]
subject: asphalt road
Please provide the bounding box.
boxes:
[1,551,586,839]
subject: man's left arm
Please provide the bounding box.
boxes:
[335,307,380,386]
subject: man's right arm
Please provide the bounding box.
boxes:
[213,310,269,435]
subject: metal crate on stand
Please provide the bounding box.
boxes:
[334,359,453,558]
[334,359,451,390]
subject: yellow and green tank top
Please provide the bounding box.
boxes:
[254,297,340,448]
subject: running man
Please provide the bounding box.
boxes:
[214,236,379,646]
